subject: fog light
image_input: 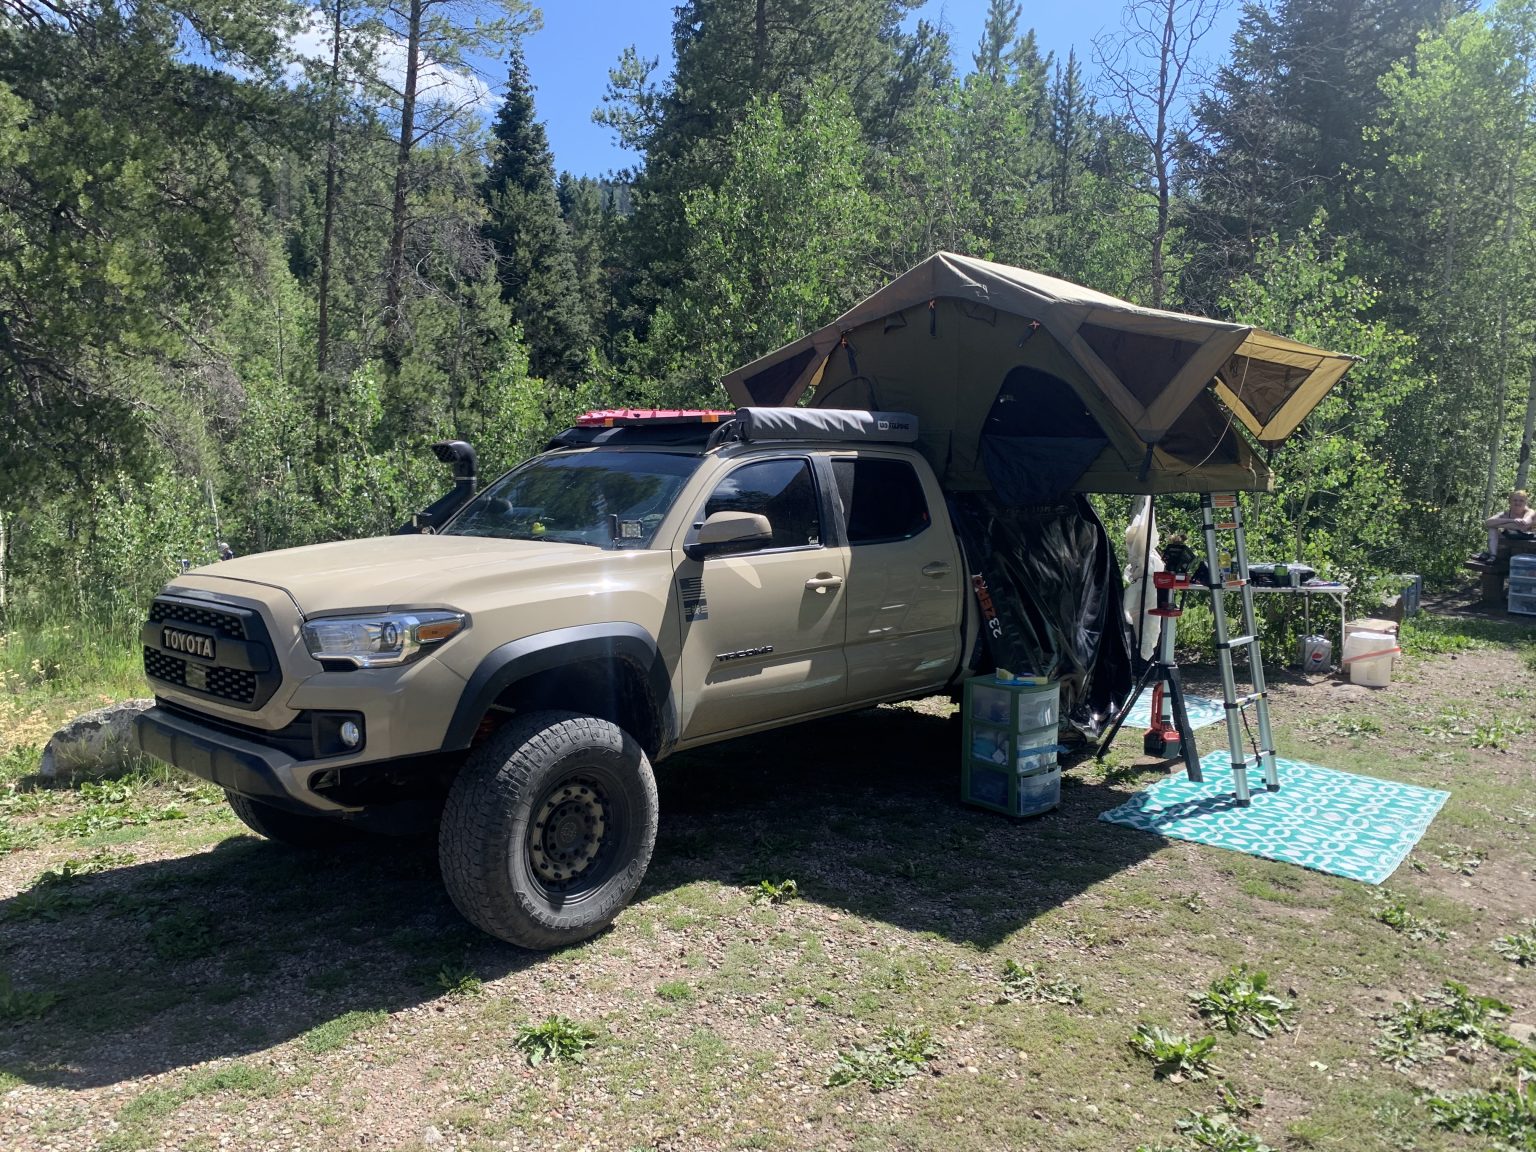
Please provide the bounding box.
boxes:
[339,720,362,748]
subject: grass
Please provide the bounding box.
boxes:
[0,609,1533,1150]
[300,1010,389,1055]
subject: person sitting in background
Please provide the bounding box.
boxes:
[1475,489,1534,561]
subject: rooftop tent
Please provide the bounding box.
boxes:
[721,253,1356,497]
[719,254,1356,727]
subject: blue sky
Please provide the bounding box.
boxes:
[522,0,1243,178]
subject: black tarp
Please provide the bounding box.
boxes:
[950,493,1133,733]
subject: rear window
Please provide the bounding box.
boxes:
[833,458,930,544]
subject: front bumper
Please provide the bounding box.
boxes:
[133,706,350,814]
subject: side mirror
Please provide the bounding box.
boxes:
[685,511,773,559]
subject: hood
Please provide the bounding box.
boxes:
[186,534,624,616]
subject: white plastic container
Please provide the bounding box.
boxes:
[1343,628,1400,687]
[1299,635,1332,673]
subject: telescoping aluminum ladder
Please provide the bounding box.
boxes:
[1199,493,1279,805]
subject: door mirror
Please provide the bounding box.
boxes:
[686,511,773,559]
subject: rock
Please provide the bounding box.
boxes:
[38,699,155,781]
[1510,1021,1535,1044]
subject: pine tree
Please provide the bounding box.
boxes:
[482,46,593,387]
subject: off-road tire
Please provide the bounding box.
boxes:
[438,710,658,950]
[226,791,356,848]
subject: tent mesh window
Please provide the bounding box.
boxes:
[979,366,1110,504]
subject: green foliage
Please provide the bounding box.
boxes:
[1220,216,1430,586]
[752,879,799,905]
[1191,966,1296,1037]
[146,909,220,961]
[1175,1109,1276,1152]
[1372,894,1449,942]
[512,1015,599,1066]
[655,981,694,1003]
[1494,922,1536,966]
[435,962,483,998]
[826,1026,941,1091]
[0,969,59,1021]
[637,82,880,404]
[1129,1024,1218,1081]
[997,959,1084,1005]
[1375,982,1517,1069]
[1425,1079,1536,1149]
[482,44,593,386]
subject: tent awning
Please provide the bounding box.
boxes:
[721,253,1356,494]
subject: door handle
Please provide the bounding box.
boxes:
[805,573,845,593]
[921,562,952,578]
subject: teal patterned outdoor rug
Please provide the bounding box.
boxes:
[1097,750,1450,884]
[1122,692,1225,732]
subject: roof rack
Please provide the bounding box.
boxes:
[575,409,734,427]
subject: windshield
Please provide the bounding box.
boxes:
[442,450,701,548]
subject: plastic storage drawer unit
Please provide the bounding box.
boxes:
[962,675,1062,817]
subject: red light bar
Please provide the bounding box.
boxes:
[575,409,735,427]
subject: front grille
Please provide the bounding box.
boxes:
[143,594,278,710]
[149,600,247,639]
[206,665,258,703]
[144,648,186,688]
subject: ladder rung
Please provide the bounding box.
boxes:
[1217,635,1258,650]
[1215,520,1238,530]
[1213,495,1236,508]
[1225,692,1266,710]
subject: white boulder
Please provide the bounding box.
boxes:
[38,699,156,780]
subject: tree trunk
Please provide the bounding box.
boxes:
[753,0,767,90]
[1481,149,1524,516]
[384,0,423,366]
[1516,351,1536,491]
[316,0,343,380]
[1149,0,1174,310]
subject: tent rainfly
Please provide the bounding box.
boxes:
[721,253,1357,499]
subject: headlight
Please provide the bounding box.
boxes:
[302,610,466,668]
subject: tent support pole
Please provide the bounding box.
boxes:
[1136,444,1155,484]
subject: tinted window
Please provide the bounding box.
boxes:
[444,451,699,548]
[702,459,821,550]
[834,458,930,544]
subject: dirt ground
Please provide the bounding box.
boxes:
[1,607,1534,1152]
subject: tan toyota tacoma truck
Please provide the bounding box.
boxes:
[134,408,978,950]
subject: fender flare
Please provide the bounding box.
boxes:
[444,623,676,755]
